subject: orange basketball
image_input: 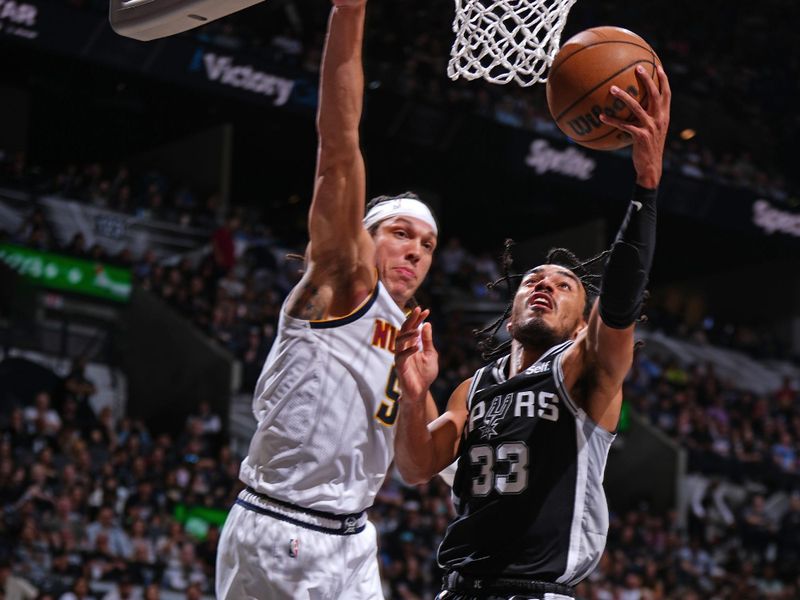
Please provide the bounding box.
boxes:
[545,26,662,151]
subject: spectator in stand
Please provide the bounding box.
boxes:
[47,551,82,596]
[142,583,161,600]
[211,214,239,279]
[15,206,55,251]
[438,237,466,276]
[740,494,778,555]
[185,401,221,440]
[162,542,207,593]
[64,233,87,258]
[0,557,38,600]
[63,357,97,425]
[86,506,133,560]
[58,575,92,600]
[23,392,61,438]
[100,573,140,600]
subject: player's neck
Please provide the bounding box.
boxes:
[508,340,550,378]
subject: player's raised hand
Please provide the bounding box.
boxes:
[394,307,438,405]
[600,65,671,188]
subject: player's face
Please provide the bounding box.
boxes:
[372,216,437,306]
[508,265,587,348]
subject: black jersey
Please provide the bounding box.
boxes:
[438,341,615,587]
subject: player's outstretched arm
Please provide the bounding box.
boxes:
[566,65,671,432]
[290,0,375,319]
[394,308,468,484]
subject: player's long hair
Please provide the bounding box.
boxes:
[474,241,613,361]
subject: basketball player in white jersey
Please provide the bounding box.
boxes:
[214,0,439,598]
[393,65,670,599]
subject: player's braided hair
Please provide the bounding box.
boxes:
[474,241,614,361]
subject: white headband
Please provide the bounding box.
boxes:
[363,197,438,236]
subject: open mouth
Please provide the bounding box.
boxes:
[528,292,553,311]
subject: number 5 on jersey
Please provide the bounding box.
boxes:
[375,365,400,426]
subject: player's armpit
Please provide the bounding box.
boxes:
[561,301,633,432]
[284,269,333,321]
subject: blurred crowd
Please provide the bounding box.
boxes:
[1,361,239,599]
[0,157,220,231]
[626,353,800,489]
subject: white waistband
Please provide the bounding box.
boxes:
[237,489,368,534]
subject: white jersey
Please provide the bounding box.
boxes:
[239,281,405,514]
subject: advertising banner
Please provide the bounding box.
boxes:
[0,243,132,302]
[0,0,317,112]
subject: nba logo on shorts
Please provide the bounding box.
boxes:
[343,517,358,534]
[288,539,299,558]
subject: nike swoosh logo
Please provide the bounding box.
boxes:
[632,200,643,212]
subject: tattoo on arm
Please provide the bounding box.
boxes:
[287,281,327,320]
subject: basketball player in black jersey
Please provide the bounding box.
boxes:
[393,64,670,600]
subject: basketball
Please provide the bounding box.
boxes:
[546,26,662,151]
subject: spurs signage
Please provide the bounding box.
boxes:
[0,0,38,39]
[189,50,295,106]
[524,138,596,181]
[752,199,800,238]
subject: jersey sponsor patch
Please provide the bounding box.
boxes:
[524,359,551,375]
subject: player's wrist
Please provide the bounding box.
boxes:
[399,391,427,406]
[635,168,661,189]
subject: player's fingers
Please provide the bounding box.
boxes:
[609,85,650,125]
[598,113,643,138]
[400,307,422,332]
[395,330,420,353]
[656,65,672,106]
[402,308,430,340]
[420,323,435,352]
[395,346,420,362]
[409,307,428,329]
[634,65,659,107]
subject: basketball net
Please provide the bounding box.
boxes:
[448,0,579,87]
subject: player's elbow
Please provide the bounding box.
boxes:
[398,470,433,487]
[395,459,435,486]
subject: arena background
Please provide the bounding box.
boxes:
[1,0,799,598]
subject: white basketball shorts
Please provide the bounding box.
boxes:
[216,489,383,599]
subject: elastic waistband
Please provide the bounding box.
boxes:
[444,571,575,599]
[236,487,367,536]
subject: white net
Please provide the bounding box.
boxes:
[448,0,579,87]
